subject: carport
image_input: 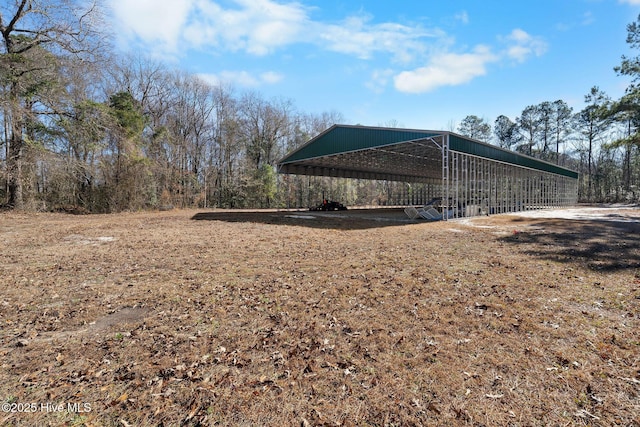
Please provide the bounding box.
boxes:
[277,125,578,219]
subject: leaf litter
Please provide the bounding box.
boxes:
[0,207,639,426]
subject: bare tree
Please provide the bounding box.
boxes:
[238,92,293,207]
[239,92,292,169]
[166,72,215,206]
[209,83,241,207]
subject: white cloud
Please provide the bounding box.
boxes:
[555,11,596,32]
[198,70,283,87]
[316,15,443,63]
[109,0,196,53]
[581,11,595,26]
[619,0,640,5]
[393,28,547,94]
[365,69,394,93]
[109,2,547,93]
[110,0,310,56]
[394,46,498,94]
[183,0,310,55]
[109,0,443,63]
[455,11,469,25]
[260,71,285,84]
[503,29,547,63]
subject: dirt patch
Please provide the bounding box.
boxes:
[0,206,639,426]
[87,307,150,332]
[5,307,151,348]
[62,235,117,245]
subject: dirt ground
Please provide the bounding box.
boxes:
[0,205,639,426]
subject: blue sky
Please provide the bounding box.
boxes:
[108,0,640,130]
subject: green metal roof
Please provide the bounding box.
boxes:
[448,134,579,179]
[278,124,578,182]
[281,125,440,163]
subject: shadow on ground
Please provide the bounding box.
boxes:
[191,209,419,230]
[499,216,640,272]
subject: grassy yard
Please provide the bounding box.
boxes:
[0,207,639,426]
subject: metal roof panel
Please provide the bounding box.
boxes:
[278,124,579,181]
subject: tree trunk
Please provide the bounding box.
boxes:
[624,120,632,193]
[588,134,593,201]
[7,140,23,209]
[7,90,24,209]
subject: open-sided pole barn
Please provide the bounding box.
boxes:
[277,125,578,219]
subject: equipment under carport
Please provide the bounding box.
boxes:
[310,199,347,211]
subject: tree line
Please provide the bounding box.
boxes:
[2,1,640,212]
[456,85,636,202]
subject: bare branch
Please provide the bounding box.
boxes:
[1,0,30,38]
